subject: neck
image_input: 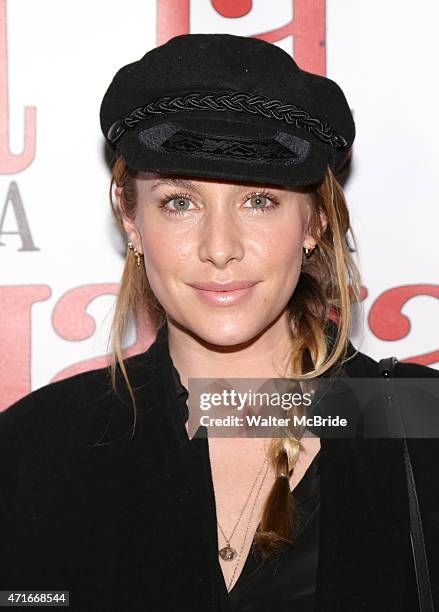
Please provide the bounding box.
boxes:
[166,313,297,392]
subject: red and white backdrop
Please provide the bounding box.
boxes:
[1,0,438,411]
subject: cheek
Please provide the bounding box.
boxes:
[139,222,191,282]
[257,219,304,282]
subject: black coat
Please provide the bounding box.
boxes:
[1,323,438,611]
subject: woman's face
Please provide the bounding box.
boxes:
[122,173,320,346]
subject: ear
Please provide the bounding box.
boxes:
[303,209,328,251]
[116,186,143,254]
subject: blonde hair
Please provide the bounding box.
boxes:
[109,154,362,558]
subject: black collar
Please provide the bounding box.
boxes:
[155,322,190,436]
[154,317,363,412]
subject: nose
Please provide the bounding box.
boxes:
[197,200,245,269]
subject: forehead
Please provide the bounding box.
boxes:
[136,172,312,195]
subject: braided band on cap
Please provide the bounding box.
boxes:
[107,90,348,150]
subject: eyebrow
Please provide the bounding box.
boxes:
[150,178,201,193]
[149,177,291,195]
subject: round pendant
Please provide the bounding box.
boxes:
[219,545,237,561]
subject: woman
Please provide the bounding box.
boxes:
[1,33,438,612]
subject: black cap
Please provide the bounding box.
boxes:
[100,33,355,188]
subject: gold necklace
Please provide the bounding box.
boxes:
[217,456,269,562]
[227,459,271,592]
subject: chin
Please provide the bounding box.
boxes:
[183,314,270,348]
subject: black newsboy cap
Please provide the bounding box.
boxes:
[100,33,355,187]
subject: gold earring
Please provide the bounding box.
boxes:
[128,242,143,267]
[303,246,315,258]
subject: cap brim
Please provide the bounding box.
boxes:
[116,114,329,188]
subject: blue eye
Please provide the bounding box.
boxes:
[247,195,269,209]
[170,197,192,211]
[159,195,194,216]
[158,190,279,217]
[245,192,279,213]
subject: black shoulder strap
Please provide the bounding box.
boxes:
[379,357,434,612]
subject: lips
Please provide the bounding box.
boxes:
[189,280,259,292]
[189,282,258,307]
